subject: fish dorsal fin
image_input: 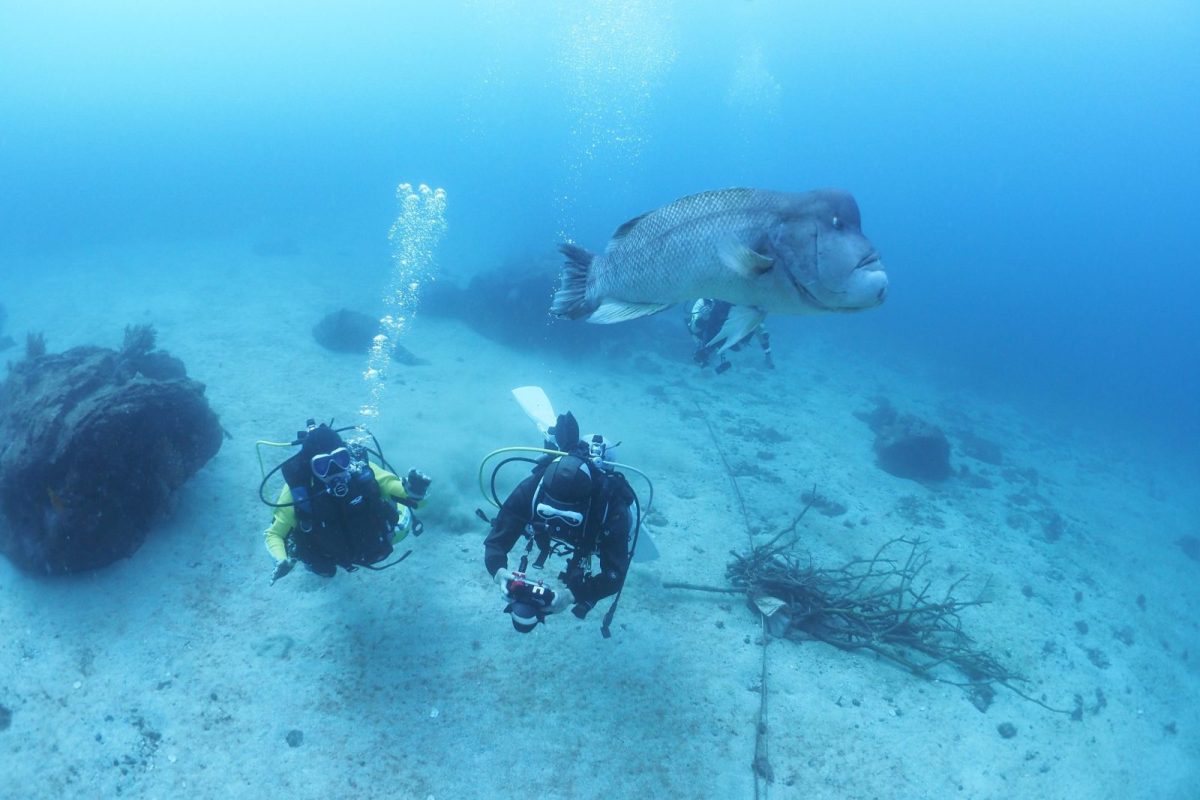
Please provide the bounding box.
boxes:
[610,212,650,241]
[719,241,774,278]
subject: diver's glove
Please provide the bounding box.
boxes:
[403,468,432,501]
[562,572,594,618]
[270,558,296,586]
[547,584,575,615]
[493,567,516,599]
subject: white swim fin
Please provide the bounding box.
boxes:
[511,386,557,437]
[632,529,660,563]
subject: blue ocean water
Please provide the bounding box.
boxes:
[1,5,1198,797]
[2,2,1195,456]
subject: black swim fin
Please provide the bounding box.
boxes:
[550,412,580,451]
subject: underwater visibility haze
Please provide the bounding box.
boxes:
[1,1,1195,444]
[0,2,1197,799]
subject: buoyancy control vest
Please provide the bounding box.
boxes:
[288,466,400,569]
[530,457,635,573]
[278,423,400,569]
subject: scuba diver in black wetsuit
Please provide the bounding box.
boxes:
[259,420,432,583]
[687,298,774,374]
[481,406,650,636]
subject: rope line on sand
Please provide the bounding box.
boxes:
[753,614,773,799]
[692,399,772,796]
[692,399,754,552]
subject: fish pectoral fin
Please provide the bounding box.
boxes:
[587,300,673,324]
[719,242,775,278]
[709,306,767,354]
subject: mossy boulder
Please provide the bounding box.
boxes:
[0,327,223,574]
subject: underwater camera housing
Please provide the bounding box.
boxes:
[503,571,556,633]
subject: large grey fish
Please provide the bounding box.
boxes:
[551,187,888,350]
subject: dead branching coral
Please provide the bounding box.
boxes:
[25,332,46,359]
[723,520,1069,713]
[121,324,157,358]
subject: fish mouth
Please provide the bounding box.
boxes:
[789,264,881,312]
[855,251,882,270]
[829,257,888,310]
[800,230,885,310]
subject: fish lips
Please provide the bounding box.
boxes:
[834,256,888,310]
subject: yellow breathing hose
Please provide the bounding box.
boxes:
[478,447,564,507]
[254,440,295,479]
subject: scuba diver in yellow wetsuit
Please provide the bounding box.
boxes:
[260,420,432,583]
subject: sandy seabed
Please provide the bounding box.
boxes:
[1,242,1197,800]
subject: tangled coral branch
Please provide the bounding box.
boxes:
[723,530,1069,713]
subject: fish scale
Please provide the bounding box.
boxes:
[596,189,781,303]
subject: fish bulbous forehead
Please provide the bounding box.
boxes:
[803,188,861,226]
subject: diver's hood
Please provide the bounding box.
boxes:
[281,423,347,490]
[534,455,594,512]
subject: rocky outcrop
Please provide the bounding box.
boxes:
[311,308,428,365]
[422,257,666,355]
[0,326,223,574]
[0,303,14,353]
[857,399,952,482]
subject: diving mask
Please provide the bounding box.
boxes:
[312,447,353,496]
[535,502,585,527]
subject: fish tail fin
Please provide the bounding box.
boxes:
[551,243,596,319]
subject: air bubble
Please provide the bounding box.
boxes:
[358,181,447,424]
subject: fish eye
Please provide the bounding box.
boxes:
[831,215,840,228]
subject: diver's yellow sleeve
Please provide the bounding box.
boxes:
[264,485,297,563]
[372,466,425,544]
[373,466,423,506]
